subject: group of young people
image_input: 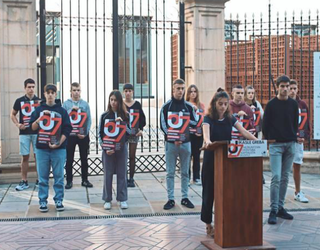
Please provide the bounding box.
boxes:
[12,75,309,235]
[11,80,145,212]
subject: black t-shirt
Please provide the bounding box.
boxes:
[125,100,146,130]
[13,95,41,135]
[203,115,238,142]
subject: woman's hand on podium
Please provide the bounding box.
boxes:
[203,140,212,149]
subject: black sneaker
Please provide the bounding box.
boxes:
[181,198,195,209]
[39,202,48,213]
[65,181,73,189]
[82,180,93,188]
[268,210,277,224]
[277,207,294,220]
[35,179,39,188]
[127,178,135,188]
[55,201,65,212]
[163,200,175,210]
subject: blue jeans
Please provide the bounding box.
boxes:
[269,142,295,211]
[165,142,191,200]
[36,148,66,204]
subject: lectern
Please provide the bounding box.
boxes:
[201,141,275,250]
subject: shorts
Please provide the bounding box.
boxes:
[293,142,304,165]
[19,134,37,156]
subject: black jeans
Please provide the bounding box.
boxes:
[201,151,214,224]
[65,135,90,183]
[189,134,203,181]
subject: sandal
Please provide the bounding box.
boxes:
[206,224,214,238]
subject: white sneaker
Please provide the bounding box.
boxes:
[194,179,202,186]
[104,202,112,210]
[294,192,309,203]
[120,201,128,209]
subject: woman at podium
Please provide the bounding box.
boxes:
[201,88,257,237]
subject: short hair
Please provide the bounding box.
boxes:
[123,83,134,91]
[24,78,35,88]
[276,75,290,87]
[44,84,57,93]
[173,79,185,85]
[71,82,80,90]
[289,79,298,86]
[232,84,243,90]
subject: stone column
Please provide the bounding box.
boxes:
[184,0,229,108]
[0,0,37,163]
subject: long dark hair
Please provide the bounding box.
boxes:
[185,84,201,108]
[207,88,232,120]
[244,85,256,105]
[107,90,128,121]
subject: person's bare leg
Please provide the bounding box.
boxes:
[21,155,30,181]
[293,163,301,194]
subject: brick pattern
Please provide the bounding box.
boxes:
[1,212,320,249]
[225,34,320,149]
[171,34,179,82]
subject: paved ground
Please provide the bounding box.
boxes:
[0,172,320,249]
[0,171,320,218]
[1,212,320,249]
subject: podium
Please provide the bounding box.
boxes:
[201,141,275,250]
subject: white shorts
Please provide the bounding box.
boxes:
[293,142,304,165]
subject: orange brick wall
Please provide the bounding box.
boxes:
[225,34,320,149]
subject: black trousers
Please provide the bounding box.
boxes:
[201,150,215,224]
[65,135,90,183]
[189,134,203,180]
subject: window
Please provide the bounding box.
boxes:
[119,16,152,98]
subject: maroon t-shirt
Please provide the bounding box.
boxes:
[229,100,254,130]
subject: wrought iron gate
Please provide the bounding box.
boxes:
[37,0,186,175]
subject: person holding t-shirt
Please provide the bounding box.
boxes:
[289,80,310,203]
[11,78,41,191]
[98,90,131,210]
[160,79,197,210]
[263,75,299,225]
[229,84,254,134]
[30,84,72,213]
[63,82,93,189]
[201,88,257,238]
[123,83,146,187]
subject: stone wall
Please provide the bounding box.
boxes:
[185,0,229,109]
[0,0,37,163]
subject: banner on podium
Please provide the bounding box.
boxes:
[228,140,268,158]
